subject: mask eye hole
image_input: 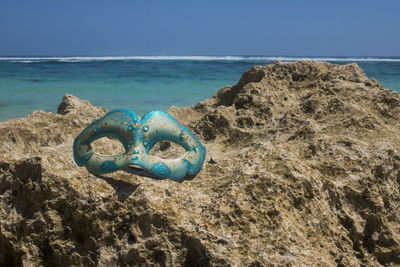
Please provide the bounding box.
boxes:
[149,141,186,159]
[90,137,126,156]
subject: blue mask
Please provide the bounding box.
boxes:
[73,109,206,181]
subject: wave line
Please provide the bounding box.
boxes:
[1,56,400,62]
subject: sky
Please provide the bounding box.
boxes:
[0,0,399,57]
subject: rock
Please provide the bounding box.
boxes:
[1,61,400,266]
[57,93,107,116]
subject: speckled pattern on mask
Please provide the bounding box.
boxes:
[73,109,206,181]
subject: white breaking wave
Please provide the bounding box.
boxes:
[1,56,400,62]
[10,60,34,63]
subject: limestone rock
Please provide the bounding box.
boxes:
[57,94,106,116]
[1,61,400,266]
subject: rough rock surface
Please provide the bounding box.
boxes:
[1,61,400,266]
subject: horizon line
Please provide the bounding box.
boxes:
[1,55,400,63]
[1,54,399,58]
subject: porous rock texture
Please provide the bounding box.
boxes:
[1,61,400,266]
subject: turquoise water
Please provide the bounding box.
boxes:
[0,56,399,121]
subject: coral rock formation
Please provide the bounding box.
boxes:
[1,61,399,266]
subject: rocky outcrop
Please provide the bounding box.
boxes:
[1,61,399,266]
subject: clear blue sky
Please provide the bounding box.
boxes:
[0,0,399,56]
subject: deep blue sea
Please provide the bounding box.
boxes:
[0,56,399,121]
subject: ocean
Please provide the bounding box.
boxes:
[0,56,399,122]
